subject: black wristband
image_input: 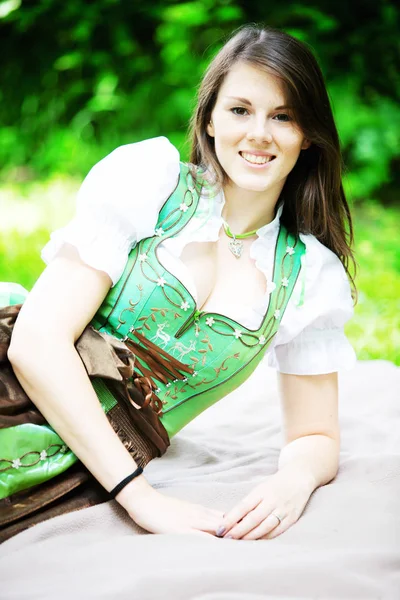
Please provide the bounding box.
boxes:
[109,466,144,499]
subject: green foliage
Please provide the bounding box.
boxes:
[346,201,400,364]
[0,228,46,289]
[0,0,398,203]
[0,177,77,288]
[331,81,400,201]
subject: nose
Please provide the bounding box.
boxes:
[246,117,273,144]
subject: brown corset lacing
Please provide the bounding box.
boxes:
[123,329,194,415]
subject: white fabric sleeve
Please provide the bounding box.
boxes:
[41,136,180,287]
[267,234,357,375]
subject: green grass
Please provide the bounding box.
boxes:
[0,177,78,289]
[347,200,400,365]
[1,180,399,365]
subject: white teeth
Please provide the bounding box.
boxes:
[241,152,274,164]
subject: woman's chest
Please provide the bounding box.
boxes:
[178,236,268,314]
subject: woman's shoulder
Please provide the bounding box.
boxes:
[41,136,182,287]
[76,136,181,217]
[85,136,181,186]
[292,231,354,325]
[269,231,356,374]
[299,232,349,284]
[101,135,179,162]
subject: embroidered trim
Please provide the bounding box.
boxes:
[91,163,305,419]
[0,444,70,473]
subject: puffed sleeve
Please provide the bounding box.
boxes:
[41,136,180,287]
[267,234,357,375]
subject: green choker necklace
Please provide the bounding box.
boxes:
[223,222,258,259]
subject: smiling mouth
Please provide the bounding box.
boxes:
[239,151,276,165]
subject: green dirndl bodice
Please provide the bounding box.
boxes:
[0,162,305,500]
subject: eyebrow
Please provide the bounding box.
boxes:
[225,96,291,110]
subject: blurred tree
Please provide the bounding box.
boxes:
[0,0,398,202]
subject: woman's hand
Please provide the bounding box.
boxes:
[216,371,341,542]
[216,465,315,541]
[121,480,225,537]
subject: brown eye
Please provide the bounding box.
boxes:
[274,113,291,122]
[231,107,248,116]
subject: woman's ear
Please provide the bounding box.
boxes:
[301,138,311,150]
[206,120,215,138]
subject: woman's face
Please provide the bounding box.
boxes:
[206,61,310,197]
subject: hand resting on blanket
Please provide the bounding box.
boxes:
[119,482,225,536]
[216,462,315,540]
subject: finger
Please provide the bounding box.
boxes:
[262,516,294,540]
[220,502,266,539]
[186,529,212,537]
[218,494,262,537]
[241,512,286,540]
[196,512,225,534]
[201,521,225,535]
[199,521,228,537]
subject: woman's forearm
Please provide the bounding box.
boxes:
[8,336,151,506]
[277,434,340,492]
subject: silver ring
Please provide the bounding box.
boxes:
[270,513,283,525]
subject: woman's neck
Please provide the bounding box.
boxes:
[221,183,282,234]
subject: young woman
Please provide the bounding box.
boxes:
[0,24,356,542]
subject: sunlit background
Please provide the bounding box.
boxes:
[0,0,399,364]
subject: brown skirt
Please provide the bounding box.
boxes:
[0,395,162,544]
[0,304,174,544]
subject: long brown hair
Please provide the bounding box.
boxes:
[187,24,357,300]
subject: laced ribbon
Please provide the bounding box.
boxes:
[124,330,194,414]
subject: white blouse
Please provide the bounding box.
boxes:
[41,136,357,375]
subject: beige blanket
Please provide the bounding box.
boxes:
[1,359,399,599]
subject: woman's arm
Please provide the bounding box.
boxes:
[216,371,341,540]
[277,371,340,490]
[8,244,150,506]
[8,244,225,535]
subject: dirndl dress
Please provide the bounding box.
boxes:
[0,283,171,543]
